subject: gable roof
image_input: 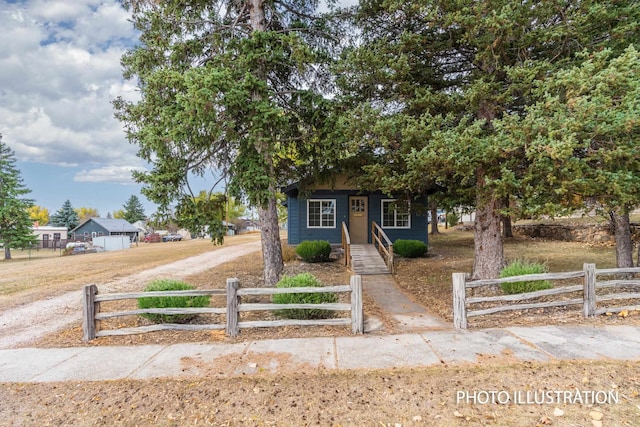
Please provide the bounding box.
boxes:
[71,218,139,234]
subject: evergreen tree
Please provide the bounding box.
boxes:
[0,134,37,259]
[114,0,345,286]
[122,195,146,223]
[514,47,640,267]
[50,200,80,230]
[341,0,640,278]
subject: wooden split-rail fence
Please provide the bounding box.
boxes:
[453,263,640,329]
[83,275,363,340]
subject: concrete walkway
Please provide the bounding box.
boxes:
[362,274,448,331]
[1,325,639,383]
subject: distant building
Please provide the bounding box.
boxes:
[31,224,68,249]
[69,218,140,242]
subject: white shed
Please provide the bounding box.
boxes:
[93,236,131,252]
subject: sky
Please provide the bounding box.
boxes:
[1,0,356,219]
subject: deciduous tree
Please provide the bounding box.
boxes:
[75,207,99,223]
[28,205,49,226]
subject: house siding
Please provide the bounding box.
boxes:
[287,198,300,245]
[286,190,428,246]
[371,194,429,244]
[72,223,109,238]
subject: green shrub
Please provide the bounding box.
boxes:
[137,279,210,323]
[394,239,428,258]
[499,260,553,294]
[272,273,338,319]
[295,240,332,262]
[447,211,460,227]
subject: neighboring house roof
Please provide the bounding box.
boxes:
[32,225,68,232]
[70,218,139,234]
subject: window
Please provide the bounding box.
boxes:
[351,198,365,213]
[307,199,336,228]
[381,199,410,229]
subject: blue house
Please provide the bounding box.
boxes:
[70,218,140,242]
[283,175,429,245]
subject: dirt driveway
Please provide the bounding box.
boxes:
[0,237,262,349]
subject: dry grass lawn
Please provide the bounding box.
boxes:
[0,234,261,312]
[2,229,640,426]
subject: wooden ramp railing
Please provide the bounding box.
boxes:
[342,221,351,269]
[371,221,394,274]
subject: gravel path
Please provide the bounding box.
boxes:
[0,241,262,349]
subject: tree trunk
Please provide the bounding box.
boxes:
[430,204,440,235]
[502,215,513,238]
[612,209,634,268]
[258,196,284,287]
[4,247,11,260]
[501,196,513,238]
[249,0,283,287]
[472,188,503,280]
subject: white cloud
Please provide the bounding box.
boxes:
[0,0,142,180]
[74,165,147,184]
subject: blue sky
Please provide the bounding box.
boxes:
[0,0,356,218]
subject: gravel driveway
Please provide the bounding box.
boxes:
[0,241,261,349]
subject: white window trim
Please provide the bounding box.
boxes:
[307,199,336,229]
[381,199,411,229]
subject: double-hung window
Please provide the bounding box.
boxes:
[307,199,336,228]
[381,199,410,229]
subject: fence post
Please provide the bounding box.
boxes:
[583,263,596,317]
[351,275,364,334]
[452,273,468,329]
[82,284,98,341]
[226,278,240,337]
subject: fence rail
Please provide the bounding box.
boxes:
[83,276,364,340]
[453,263,640,329]
[371,221,394,273]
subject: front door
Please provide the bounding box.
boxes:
[349,196,368,244]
